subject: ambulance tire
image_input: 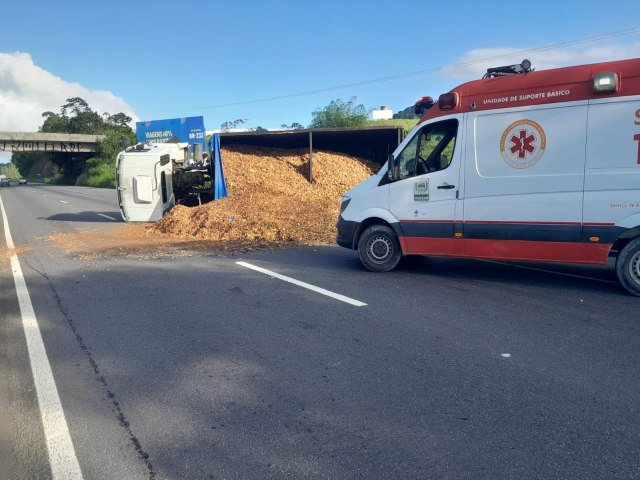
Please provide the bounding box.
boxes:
[616,238,640,296]
[358,224,402,272]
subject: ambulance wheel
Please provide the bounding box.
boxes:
[616,238,640,296]
[358,225,402,272]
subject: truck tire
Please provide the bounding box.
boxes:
[616,237,640,296]
[357,224,402,272]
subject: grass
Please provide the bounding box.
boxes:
[77,159,116,188]
[365,118,419,135]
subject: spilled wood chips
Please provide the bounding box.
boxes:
[149,145,377,250]
[46,145,377,258]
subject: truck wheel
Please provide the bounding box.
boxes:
[616,238,640,296]
[357,225,402,272]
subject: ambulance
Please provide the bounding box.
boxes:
[336,57,640,295]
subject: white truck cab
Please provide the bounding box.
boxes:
[116,141,189,222]
[337,57,640,295]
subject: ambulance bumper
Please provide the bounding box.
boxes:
[336,216,358,249]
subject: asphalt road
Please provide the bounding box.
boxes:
[1,184,639,480]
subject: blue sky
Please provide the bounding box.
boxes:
[0,0,639,141]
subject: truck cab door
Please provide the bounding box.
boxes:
[389,117,463,255]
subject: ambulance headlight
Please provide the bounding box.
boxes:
[340,196,351,214]
[593,72,618,93]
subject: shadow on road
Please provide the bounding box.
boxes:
[42,211,122,222]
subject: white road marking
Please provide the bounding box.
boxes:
[478,259,619,284]
[60,200,68,204]
[0,194,84,479]
[501,353,511,358]
[97,213,117,221]
[236,261,367,307]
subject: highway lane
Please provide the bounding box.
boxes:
[1,185,640,479]
[1,183,121,227]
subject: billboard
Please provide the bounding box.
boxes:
[136,116,205,151]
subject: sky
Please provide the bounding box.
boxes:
[1,0,639,163]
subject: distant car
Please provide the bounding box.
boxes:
[18,178,27,185]
[0,176,10,187]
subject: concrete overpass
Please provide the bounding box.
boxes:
[0,132,106,154]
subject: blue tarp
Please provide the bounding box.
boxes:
[209,133,228,200]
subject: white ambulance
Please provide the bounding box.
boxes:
[337,57,640,295]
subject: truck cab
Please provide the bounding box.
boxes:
[116,142,189,222]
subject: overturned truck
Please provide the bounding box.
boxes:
[116,140,212,222]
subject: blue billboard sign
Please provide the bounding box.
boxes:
[136,116,206,151]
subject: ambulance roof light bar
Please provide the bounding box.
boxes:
[483,59,533,78]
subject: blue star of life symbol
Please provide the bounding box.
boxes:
[414,209,419,217]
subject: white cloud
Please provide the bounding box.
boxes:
[445,42,640,80]
[0,51,138,132]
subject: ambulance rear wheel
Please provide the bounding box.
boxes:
[358,225,402,272]
[616,238,640,296]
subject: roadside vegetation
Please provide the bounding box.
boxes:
[0,162,21,180]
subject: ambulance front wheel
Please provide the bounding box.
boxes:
[616,238,640,296]
[358,225,402,272]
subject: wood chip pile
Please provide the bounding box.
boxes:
[149,145,377,250]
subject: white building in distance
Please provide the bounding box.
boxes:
[369,106,393,121]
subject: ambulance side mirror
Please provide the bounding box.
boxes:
[387,154,398,181]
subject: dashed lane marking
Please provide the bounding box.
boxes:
[236,261,367,307]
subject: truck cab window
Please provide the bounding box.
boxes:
[396,119,458,180]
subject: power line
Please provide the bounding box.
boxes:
[146,26,640,114]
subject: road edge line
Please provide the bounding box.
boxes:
[0,193,84,479]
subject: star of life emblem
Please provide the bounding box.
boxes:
[500,119,546,169]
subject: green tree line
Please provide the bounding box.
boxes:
[11,97,136,187]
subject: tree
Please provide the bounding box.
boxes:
[69,109,104,134]
[310,97,368,128]
[40,111,70,133]
[61,97,90,116]
[107,112,133,127]
[41,98,103,134]
[0,162,20,180]
[280,122,305,130]
[220,118,248,131]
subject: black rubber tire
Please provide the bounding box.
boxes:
[357,224,402,272]
[616,237,640,296]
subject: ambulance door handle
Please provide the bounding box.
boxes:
[437,183,455,189]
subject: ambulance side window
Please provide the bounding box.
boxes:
[395,119,458,180]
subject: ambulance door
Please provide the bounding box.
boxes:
[389,117,463,255]
[463,104,587,262]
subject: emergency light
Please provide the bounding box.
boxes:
[592,72,618,93]
[438,93,458,110]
